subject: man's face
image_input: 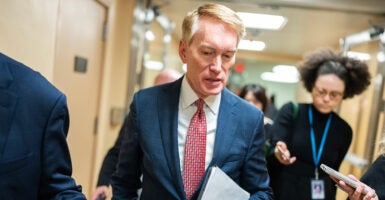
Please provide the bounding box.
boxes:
[179,16,238,99]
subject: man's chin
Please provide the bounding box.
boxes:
[203,89,222,96]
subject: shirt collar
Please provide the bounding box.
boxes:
[181,76,221,115]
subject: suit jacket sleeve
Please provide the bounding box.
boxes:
[97,116,128,186]
[39,94,86,199]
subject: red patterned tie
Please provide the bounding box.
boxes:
[183,99,207,199]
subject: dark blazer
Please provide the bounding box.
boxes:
[111,77,273,200]
[97,118,127,186]
[0,53,86,199]
[360,155,385,200]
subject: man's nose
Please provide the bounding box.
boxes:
[209,57,222,72]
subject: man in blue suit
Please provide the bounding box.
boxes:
[111,3,273,200]
[0,53,86,199]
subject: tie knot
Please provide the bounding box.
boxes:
[195,99,204,111]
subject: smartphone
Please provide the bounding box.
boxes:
[320,164,370,195]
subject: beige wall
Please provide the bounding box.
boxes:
[0,0,59,80]
[93,0,135,188]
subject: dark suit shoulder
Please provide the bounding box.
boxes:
[1,53,66,118]
[4,54,63,98]
[222,88,263,116]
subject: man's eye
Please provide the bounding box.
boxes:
[223,54,233,59]
[203,51,213,56]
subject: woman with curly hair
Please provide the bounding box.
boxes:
[268,47,372,199]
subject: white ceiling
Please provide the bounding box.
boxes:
[152,0,385,59]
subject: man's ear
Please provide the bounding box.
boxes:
[179,40,187,63]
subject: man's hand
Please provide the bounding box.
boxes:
[92,185,110,200]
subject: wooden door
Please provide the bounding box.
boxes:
[53,0,106,197]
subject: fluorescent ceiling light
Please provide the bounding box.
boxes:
[237,12,287,30]
[238,39,265,51]
[145,60,163,70]
[261,65,299,83]
[346,51,371,61]
[272,65,299,75]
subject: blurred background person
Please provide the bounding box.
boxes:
[153,68,183,86]
[0,53,86,199]
[238,83,273,143]
[265,94,279,120]
[269,47,371,199]
[92,68,182,200]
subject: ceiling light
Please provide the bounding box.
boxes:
[145,60,163,70]
[261,65,299,83]
[237,12,287,30]
[346,51,371,61]
[272,65,299,75]
[238,39,265,51]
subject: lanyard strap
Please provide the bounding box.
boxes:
[308,105,332,169]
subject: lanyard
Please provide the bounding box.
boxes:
[308,105,332,179]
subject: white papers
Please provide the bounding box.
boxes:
[198,166,250,200]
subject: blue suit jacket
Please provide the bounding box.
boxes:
[112,77,273,200]
[0,53,86,199]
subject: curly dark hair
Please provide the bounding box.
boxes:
[298,47,371,99]
[238,83,268,112]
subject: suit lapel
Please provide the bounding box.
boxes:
[210,89,238,167]
[157,78,185,197]
[0,65,18,158]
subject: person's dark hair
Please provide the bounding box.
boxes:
[299,47,371,99]
[238,84,268,112]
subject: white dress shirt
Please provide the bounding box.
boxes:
[178,76,221,171]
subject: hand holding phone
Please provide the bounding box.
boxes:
[277,146,290,160]
[320,164,370,195]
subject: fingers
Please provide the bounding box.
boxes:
[349,185,364,200]
[358,184,377,200]
[289,156,297,164]
[91,186,110,200]
[274,142,295,165]
[342,181,377,200]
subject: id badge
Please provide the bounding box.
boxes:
[311,179,325,199]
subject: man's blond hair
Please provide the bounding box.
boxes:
[181,3,245,46]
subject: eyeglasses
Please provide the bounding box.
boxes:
[313,86,343,101]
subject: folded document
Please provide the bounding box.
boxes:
[198,166,250,200]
